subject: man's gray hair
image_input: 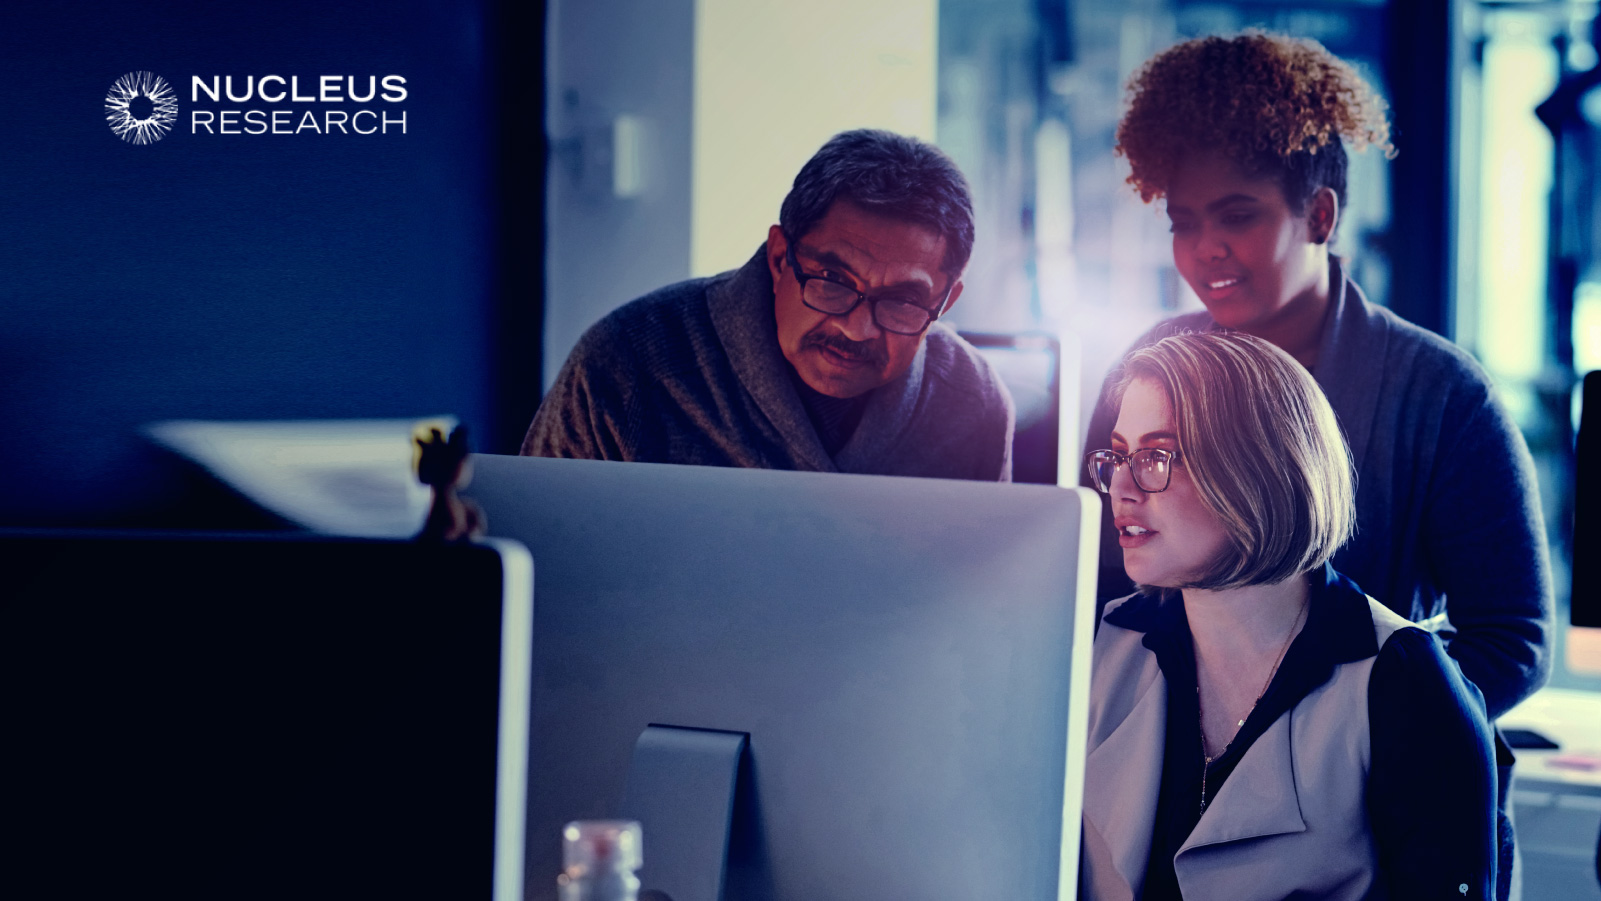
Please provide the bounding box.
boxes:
[779,129,975,277]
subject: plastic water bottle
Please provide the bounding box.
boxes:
[557,820,642,901]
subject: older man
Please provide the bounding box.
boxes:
[522,129,1014,481]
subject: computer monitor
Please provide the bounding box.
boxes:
[1575,370,1600,628]
[960,331,1068,486]
[0,532,532,901]
[463,455,1099,901]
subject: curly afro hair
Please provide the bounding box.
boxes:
[1115,31,1394,214]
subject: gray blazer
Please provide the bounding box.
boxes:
[1080,595,1415,901]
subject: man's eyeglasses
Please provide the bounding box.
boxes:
[1084,448,1181,494]
[784,240,951,336]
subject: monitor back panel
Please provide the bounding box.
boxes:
[1,533,531,901]
[465,455,1099,901]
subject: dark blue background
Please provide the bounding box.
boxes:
[0,2,520,525]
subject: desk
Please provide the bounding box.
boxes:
[1499,688,1601,898]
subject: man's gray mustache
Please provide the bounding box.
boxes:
[805,332,886,365]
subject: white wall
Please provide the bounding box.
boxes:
[544,0,696,389]
[691,0,938,276]
[544,0,939,388]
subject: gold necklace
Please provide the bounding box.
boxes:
[1197,597,1308,814]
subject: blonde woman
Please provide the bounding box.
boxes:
[1081,332,1495,900]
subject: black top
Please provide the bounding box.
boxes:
[1105,564,1498,899]
[789,366,869,457]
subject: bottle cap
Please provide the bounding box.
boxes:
[562,820,643,875]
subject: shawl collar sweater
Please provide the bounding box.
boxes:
[523,248,1014,481]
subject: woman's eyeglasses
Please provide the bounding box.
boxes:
[1083,448,1180,494]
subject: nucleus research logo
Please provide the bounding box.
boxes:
[102,69,409,145]
[105,71,178,145]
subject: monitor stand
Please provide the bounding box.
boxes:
[622,725,749,901]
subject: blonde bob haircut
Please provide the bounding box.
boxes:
[1111,332,1355,591]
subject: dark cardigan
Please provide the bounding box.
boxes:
[1083,258,1552,718]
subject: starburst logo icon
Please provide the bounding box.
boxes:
[105,71,178,145]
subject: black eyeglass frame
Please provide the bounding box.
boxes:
[1083,448,1181,494]
[783,239,953,336]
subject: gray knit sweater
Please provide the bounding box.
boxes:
[522,248,1015,481]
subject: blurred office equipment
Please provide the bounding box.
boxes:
[1,533,533,901]
[559,820,645,901]
[961,331,1071,485]
[1498,685,1601,901]
[463,455,1100,901]
[144,419,446,537]
[1578,371,1601,628]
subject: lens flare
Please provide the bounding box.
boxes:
[105,71,178,145]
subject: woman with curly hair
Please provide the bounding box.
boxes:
[1080,332,1495,900]
[1081,31,1551,899]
